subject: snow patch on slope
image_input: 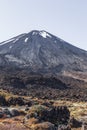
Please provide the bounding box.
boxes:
[39,31,51,38]
[32,32,38,35]
[25,38,28,43]
[13,38,19,43]
[9,46,12,49]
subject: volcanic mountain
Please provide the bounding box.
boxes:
[0,30,87,100]
[0,30,87,76]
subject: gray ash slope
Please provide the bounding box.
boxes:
[0,30,87,74]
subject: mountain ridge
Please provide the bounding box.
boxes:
[0,30,87,76]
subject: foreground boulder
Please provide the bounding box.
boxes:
[0,108,21,118]
[0,108,11,118]
[69,117,82,128]
[48,106,70,125]
[10,109,20,117]
[27,105,70,126]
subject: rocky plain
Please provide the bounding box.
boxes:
[0,74,86,130]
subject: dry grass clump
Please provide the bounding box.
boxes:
[29,105,47,113]
[31,122,55,130]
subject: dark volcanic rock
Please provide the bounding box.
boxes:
[7,97,25,106]
[9,77,25,88]
[0,111,4,118]
[3,108,11,115]
[48,106,70,125]
[27,105,70,126]
[0,95,7,106]
[10,109,20,117]
[69,117,82,128]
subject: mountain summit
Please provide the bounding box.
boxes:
[0,30,87,75]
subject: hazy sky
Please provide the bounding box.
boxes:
[0,0,87,50]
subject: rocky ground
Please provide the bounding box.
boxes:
[0,73,87,130]
[0,89,86,130]
[0,72,87,102]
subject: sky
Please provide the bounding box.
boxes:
[0,0,87,50]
